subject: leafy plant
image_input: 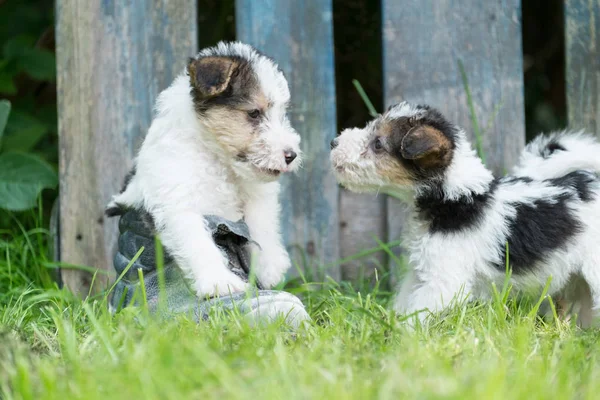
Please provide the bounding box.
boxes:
[0,0,58,214]
[0,100,57,211]
[0,151,58,211]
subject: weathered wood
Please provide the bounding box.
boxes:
[236,1,340,279]
[565,0,600,134]
[55,0,197,296]
[339,190,387,282]
[382,0,526,272]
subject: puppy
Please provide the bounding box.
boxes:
[330,102,600,327]
[106,42,301,298]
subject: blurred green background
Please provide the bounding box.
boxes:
[0,0,567,221]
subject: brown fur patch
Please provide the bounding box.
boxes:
[375,155,413,185]
[368,118,453,184]
[202,106,256,155]
[188,56,239,98]
[251,91,269,112]
[377,117,412,138]
[188,55,274,161]
[400,125,452,169]
[365,119,415,184]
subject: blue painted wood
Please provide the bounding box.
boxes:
[565,0,600,134]
[236,1,340,279]
[55,0,197,295]
[382,0,526,276]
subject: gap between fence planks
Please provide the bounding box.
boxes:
[55,0,197,296]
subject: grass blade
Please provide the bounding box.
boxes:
[154,236,166,310]
[352,79,379,117]
[105,246,145,298]
[82,303,118,363]
[137,267,148,310]
[457,59,485,164]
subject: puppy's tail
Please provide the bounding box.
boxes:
[512,130,600,180]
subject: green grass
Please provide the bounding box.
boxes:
[2,212,600,399]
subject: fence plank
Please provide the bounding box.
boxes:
[236,1,340,279]
[382,0,525,277]
[565,0,600,134]
[55,1,197,295]
[340,190,387,282]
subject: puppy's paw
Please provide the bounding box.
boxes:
[193,269,249,298]
[253,246,291,288]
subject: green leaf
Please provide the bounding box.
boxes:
[0,68,17,95]
[3,124,47,152]
[0,99,10,144]
[0,152,58,211]
[20,48,56,81]
[2,36,57,82]
[3,35,36,59]
[36,104,58,134]
[2,109,48,151]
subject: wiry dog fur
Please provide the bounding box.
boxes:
[331,102,600,327]
[107,42,301,298]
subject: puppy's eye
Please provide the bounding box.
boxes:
[372,137,384,152]
[247,109,261,119]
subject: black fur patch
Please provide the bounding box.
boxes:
[415,181,497,233]
[544,140,566,157]
[121,166,136,193]
[500,192,583,273]
[548,171,597,202]
[118,207,158,236]
[501,176,533,184]
[105,203,126,217]
[497,172,598,272]
[105,167,137,218]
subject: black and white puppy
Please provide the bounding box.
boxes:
[330,102,600,327]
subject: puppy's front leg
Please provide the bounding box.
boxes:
[158,210,248,298]
[243,182,291,288]
[394,271,470,325]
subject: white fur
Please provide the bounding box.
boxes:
[332,106,600,327]
[513,130,600,180]
[108,42,300,298]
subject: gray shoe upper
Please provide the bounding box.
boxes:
[109,209,310,328]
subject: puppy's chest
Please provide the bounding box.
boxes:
[407,226,490,273]
[199,177,250,220]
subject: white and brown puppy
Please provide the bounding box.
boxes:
[331,102,600,327]
[107,42,301,298]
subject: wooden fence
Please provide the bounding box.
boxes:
[55,0,600,295]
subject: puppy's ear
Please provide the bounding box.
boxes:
[188,56,239,98]
[400,125,452,168]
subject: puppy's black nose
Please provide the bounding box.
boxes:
[284,150,297,165]
[330,138,338,149]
